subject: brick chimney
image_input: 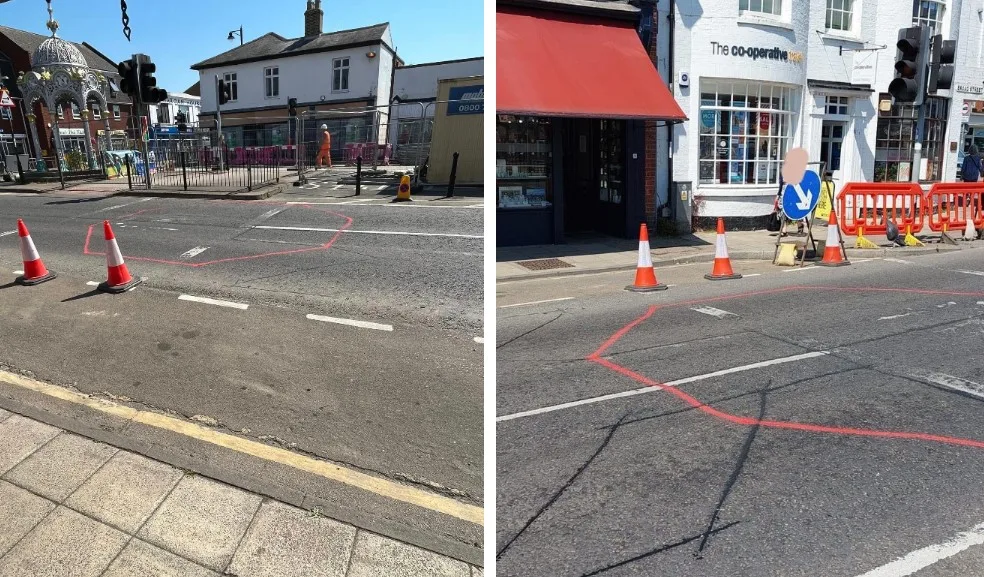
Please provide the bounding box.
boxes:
[304,0,323,37]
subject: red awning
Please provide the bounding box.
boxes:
[496,9,687,121]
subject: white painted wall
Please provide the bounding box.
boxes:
[670,0,970,219]
[197,41,391,113]
[392,58,484,103]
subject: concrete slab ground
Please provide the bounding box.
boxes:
[0,411,481,576]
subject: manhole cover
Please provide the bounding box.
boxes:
[516,258,574,271]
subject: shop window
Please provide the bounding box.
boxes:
[599,120,624,205]
[825,96,849,115]
[739,0,781,16]
[496,115,552,209]
[825,0,854,32]
[913,0,945,34]
[874,94,948,182]
[698,81,797,186]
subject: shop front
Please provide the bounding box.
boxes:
[496,3,685,246]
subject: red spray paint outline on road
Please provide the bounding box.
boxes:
[587,285,984,451]
[82,202,354,268]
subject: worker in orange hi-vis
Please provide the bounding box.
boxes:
[316,123,332,169]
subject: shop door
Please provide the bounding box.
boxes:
[564,119,597,234]
[820,121,847,192]
[596,119,627,237]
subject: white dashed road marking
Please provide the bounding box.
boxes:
[332,184,343,190]
[919,372,984,400]
[691,305,738,319]
[178,294,249,310]
[782,266,818,273]
[0,230,16,238]
[252,225,482,239]
[473,337,484,344]
[954,269,984,277]
[497,351,831,422]
[884,258,913,264]
[12,270,24,275]
[179,246,210,259]
[853,522,984,577]
[743,273,761,277]
[499,297,574,309]
[306,314,393,332]
[86,281,99,286]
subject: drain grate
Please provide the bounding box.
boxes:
[516,258,575,271]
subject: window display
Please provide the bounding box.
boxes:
[497,115,552,209]
[698,81,797,186]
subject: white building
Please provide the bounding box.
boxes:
[190,0,401,150]
[148,92,201,127]
[387,57,483,163]
[663,0,967,226]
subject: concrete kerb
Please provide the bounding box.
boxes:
[116,183,286,201]
[496,244,970,283]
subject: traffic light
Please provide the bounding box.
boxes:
[175,111,187,133]
[928,34,956,93]
[888,26,928,104]
[288,97,297,117]
[117,58,138,97]
[217,80,231,106]
[137,56,167,104]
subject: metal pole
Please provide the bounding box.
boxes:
[215,74,224,171]
[446,151,459,198]
[247,147,252,191]
[355,155,361,196]
[15,154,24,184]
[181,150,188,190]
[911,26,931,184]
[125,154,133,190]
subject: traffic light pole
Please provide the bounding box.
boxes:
[135,54,152,190]
[910,26,931,184]
[215,74,224,172]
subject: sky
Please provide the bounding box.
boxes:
[0,0,484,93]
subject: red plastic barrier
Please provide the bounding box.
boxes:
[925,182,984,233]
[838,182,925,236]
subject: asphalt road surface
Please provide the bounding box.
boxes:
[497,249,984,577]
[0,188,483,563]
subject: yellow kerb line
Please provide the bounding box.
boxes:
[0,370,483,526]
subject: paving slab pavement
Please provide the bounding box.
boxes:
[0,412,482,576]
[497,227,978,282]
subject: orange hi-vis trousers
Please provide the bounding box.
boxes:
[317,144,332,168]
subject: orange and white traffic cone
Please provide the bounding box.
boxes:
[98,220,142,293]
[15,219,56,285]
[704,218,742,281]
[625,223,667,292]
[817,209,850,267]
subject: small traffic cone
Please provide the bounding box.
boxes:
[395,174,412,202]
[98,220,142,293]
[14,219,56,285]
[625,223,667,292]
[817,209,850,267]
[704,218,741,281]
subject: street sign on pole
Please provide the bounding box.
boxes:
[782,169,821,221]
[0,89,15,108]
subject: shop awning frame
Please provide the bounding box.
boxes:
[497,8,688,122]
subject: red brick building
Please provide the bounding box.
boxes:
[0,25,135,162]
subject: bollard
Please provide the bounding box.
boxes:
[446,151,459,198]
[125,154,133,190]
[181,151,188,191]
[355,155,362,196]
[14,155,24,185]
[247,150,253,191]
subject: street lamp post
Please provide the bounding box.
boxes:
[227,26,243,46]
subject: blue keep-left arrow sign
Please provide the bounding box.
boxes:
[782,170,821,221]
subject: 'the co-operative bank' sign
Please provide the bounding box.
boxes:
[447,85,484,116]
